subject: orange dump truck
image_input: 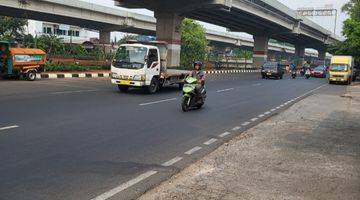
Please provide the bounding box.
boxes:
[0,41,46,81]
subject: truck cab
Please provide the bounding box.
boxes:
[329,56,354,85]
[111,41,187,93]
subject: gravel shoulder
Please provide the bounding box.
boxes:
[139,84,360,200]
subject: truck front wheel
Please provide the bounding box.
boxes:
[147,78,159,94]
[26,71,37,81]
[118,85,129,92]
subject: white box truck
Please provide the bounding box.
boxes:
[111,41,189,93]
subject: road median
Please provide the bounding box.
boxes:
[139,84,360,200]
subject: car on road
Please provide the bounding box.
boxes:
[311,66,327,78]
[261,62,284,79]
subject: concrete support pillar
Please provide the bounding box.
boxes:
[318,49,326,65]
[295,45,305,68]
[155,12,183,67]
[99,30,111,54]
[99,30,111,44]
[253,35,269,68]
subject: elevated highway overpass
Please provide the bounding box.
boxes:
[0,0,332,66]
[116,0,341,67]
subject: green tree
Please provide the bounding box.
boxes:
[180,19,208,69]
[35,35,65,55]
[328,0,360,65]
[233,49,252,69]
[0,16,27,41]
[342,0,360,21]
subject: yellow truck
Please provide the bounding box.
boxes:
[329,56,354,85]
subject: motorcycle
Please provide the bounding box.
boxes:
[291,70,297,79]
[181,76,206,112]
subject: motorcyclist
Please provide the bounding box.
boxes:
[290,63,296,73]
[189,61,205,98]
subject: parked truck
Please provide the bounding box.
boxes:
[329,56,354,85]
[0,41,46,81]
[111,41,189,93]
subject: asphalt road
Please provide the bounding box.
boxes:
[0,73,345,200]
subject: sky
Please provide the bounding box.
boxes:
[80,0,349,38]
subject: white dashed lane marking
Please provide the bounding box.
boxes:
[91,170,158,200]
[231,126,241,131]
[242,122,250,126]
[203,138,218,145]
[161,157,183,167]
[0,125,19,131]
[219,132,231,138]
[51,89,99,95]
[139,98,177,106]
[216,88,234,93]
[184,146,202,155]
[250,118,258,122]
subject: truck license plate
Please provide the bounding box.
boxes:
[267,73,271,75]
[120,80,131,85]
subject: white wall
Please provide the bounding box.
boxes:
[26,20,125,44]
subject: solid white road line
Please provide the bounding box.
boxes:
[91,170,157,200]
[250,117,258,122]
[219,131,231,138]
[242,122,250,126]
[139,98,177,106]
[184,146,202,155]
[203,138,218,145]
[0,125,19,131]
[51,89,98,95]
[161,157,183,167]
[232,126,241,131]
[216,88,234,93]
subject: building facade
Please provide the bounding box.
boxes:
[25,20,113,44]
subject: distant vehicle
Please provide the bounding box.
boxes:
[311,66,327,78]
[0,41,46,81]
[261,62,284,79]
[329,56,354,85]
[111,41,188,93]
[291,70,297,79]
[181,76,206,112]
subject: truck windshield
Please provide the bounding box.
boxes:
[112,46,147,69]
[330,64,348,72]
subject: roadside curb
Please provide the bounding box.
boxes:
[36,72,110,79]
[36,69,260,79]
